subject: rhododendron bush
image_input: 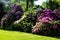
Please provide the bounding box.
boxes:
[32,9,60,36]
[1,4,23,29]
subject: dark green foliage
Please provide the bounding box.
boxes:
[47,0,60,10]
[13,12,37,32]
[42,0,60,10]
[0,2,5,24]
[14,21,33,32]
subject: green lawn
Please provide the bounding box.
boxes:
[0,30,60,40]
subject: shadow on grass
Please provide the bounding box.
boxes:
[33,33,60,39]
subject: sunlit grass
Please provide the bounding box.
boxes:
[0,30,60,40]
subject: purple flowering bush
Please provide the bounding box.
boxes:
[1,4,23,30]
[32,9,60,36]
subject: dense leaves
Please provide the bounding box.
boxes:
[13,12,37,33]
[0,2,5,24]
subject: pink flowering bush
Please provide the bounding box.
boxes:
[32,9,60,36]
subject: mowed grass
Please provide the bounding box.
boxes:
[0,30,60,40]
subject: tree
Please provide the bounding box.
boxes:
[42,0,60,10]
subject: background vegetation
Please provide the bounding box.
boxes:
[0,0,60,37]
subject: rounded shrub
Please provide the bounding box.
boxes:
[1,4,23,30]
[32,9,60,36]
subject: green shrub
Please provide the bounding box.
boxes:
[14,12,37,32]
